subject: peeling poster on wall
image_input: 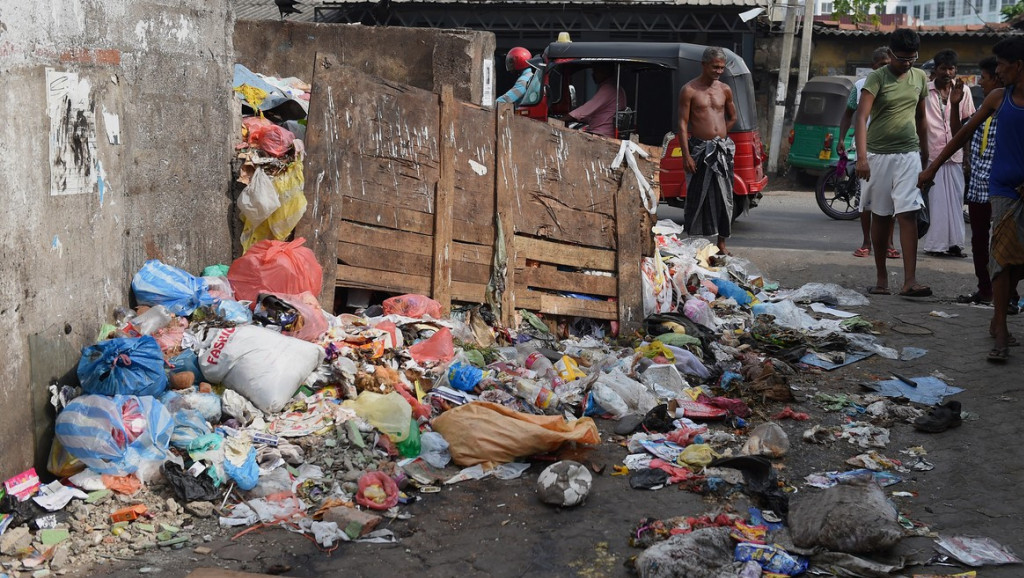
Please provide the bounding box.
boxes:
[46,68,97,196]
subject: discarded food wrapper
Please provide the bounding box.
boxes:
[4,468,41,502]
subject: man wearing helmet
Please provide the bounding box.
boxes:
[496,47,534,106]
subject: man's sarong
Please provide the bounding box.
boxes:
[683,136,735,239]
[990,195,1024,279]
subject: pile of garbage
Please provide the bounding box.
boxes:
[4,212,1023,577]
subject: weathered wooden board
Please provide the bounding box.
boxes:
[302,61,661,328]
[452,102,497,230]
[504,116,620,249]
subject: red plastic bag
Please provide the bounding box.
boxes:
[355,471,399,510]
[407,327,455,364]
[382,294,442,319]
[228,238,323,303]
[242,117,295,158]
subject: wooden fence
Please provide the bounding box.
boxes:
[297,53,659,334]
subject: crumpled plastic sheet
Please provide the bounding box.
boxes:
[784,282,870,307]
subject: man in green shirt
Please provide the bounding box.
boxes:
[854,28,931,297]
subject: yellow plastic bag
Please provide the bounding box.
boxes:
[48,436,85,478]
[432,402,601,467]
[241,160,307,251]
[342,391,412,442]
[677,443,719,469]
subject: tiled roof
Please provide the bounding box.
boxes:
[316,0,767,7]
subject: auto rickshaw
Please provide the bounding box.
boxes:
[786,75,859,181]
[516,40,768,218]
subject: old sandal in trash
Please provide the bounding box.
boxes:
[913,400,963,433]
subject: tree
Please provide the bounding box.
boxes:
[832,0,888,25]
[1002,1,1024,21]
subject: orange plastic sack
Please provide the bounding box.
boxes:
[431,402,601,467]
[242,117,295,158]
[355,471,399,510]
[382,294,442,319]
[407,327,455,364]
[228,238,322,303]
[102,474,142,495]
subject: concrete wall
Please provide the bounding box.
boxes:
[0,1,236,480]
[233,21,496,105]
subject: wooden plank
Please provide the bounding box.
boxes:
[495,103,517,326]
[339,220,432,254]
[338,242,431,277]
[338,264,429,294]
[296,52,344,311]
[518,265,617,297]
[339,196,492,245]
[614,168,645,336]
[337,264,486,303]
[432,85,456,313]
[515,236,616,271]
[539,293,618,319]
[452,102,497,229]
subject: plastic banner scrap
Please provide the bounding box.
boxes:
[864,376,964,406]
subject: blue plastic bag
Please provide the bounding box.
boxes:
[711,278,752,306]
[170,409,211,448]
[167,350,202,386]
[78,336,168,397]
[223,447,259,491]
[54,395,173,476]
[447,362,484,392]
[216,299,253,324]
[132,259,215,316]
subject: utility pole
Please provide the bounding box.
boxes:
[794,0,817,111]
[767,4,798,175]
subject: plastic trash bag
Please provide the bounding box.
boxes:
[131,260,215,316]
[239,161,308,251]
[55,395,173,476]
[407,327,455,364]
[254,291,328,342]
[382,294,442,319]
[786,282,870,307]
[635,527,743,577]
[590,383,629,419]
[238,167,281,224]
[216,299,253,324]
[161,461,221,502]
[342,391,412,442]
[356,471,399,510]
[47,437,85,478]
[741,422,790,458]
[432,402,601,467]
[227,237,322,304]
[242,116,295,157]
[180,391,223,423]
[170,409,211,449]
[78,336,168,397]
[223,447,259,491]
[683,298,718,329]
[419,432,451,468]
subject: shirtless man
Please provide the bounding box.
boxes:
[678,46,738,255]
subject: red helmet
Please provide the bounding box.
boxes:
[505,47,532,73]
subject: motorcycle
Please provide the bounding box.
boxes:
[815,153,860,221]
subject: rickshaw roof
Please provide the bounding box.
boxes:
[542,42,751,77]
[802,76,858,98]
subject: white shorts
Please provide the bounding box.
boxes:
[859,152,926,217]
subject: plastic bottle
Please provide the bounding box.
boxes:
[514,378,558,410]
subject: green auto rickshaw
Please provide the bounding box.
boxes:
[786,76,859,181]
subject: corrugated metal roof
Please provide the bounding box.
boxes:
[813,23,1019,37]
[232,0,324,21]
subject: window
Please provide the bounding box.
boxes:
[896,5,908,13]
[937,2,945,17]
[990,0,997,10]
[914,4,922,17]
[821,1,834,12]
[948,0,956,16]
[1005,0,1013,7]
[924,3,931,18]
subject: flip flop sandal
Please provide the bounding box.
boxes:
[886,248,901,259]
[853,247,871,258]
[867,286,890,295]
[987,347,1010,362]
